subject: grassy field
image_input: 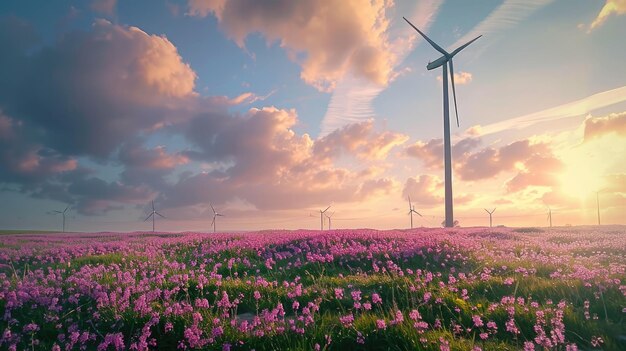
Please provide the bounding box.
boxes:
[0,226,624,350]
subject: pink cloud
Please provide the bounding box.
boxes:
[315,120,408,161]
[405,137,480,170]
[188,0,396,91]
[436,71,473,85]
[166,108,405,210]
[406,135,564,194]
[0,19,199,158]
[402,174,443,206]
[0,112,78,183]
[91,0,117,16]
[583,112,626,141]
[119,143,188,170]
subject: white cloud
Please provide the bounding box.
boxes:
[449,0,555,51]
[320,0,443,136]
[589,0,626,31]
[466,85,626,137]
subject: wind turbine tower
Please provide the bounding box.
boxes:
[404,17,481,228]
[325,211,335,230]
[547,206,552,228]
[408,196,422,229]
[210,203,224,233]
[484,208,496,228]
[596,192,601,226]
[319,205,331,230]
[144,201,165,232]
[53,205,70,232]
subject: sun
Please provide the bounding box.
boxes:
[557,138,613,200]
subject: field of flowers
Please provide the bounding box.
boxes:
[0,226,624,350]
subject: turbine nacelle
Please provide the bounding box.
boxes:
[427,56,448,70]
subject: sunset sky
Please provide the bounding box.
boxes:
[0,0,625,232]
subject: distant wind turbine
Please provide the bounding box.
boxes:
[484,208,496,228]
[319,205,331,230]
[596,191,602,226]
[210,203,224,233]
[404,17,481,228]
[144,201,164,233]
[53,205,70,232]
[547,206,552,228]
[325,211,335,230]
[407,196,422,229]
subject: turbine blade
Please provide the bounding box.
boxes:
[323,205,331,213]
[408,196,412,208]
[53,210,62,214]
[484,209,489,214]
[210,203,216,214]
[144,213,153,222]
[403,17,448,56]
[217,214,224,217]
[492,208,496,213]
[416,211,423,217]
[64,205,70,213]
[451,35,482,57]
[156,212,165,218]
[449,60,460,127]
[152,200,155,211]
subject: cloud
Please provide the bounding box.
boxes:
[208,91,275,106]
[315,120,408,161]
[402,175,443,206]
[405,137,480,169]
[583,112,626,141]
[320,0,443,135]
[0,17,406,215]
[449,0,555,50]
[589,0,626,31]
[0,111,78,184]
[0,19,197,158]
[120,143,189,171]
[603,173,626,193]
[165,108,405,210]
[437,71,472,85]
[467,85,626,137]
[188,0,397,91]
[65,174,155,215]
[358,178,397,198]
[406,135,563,192]
[91,0,117,16]
[0,16,39,55]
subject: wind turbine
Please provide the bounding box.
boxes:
[53,205,70,232]
[484,208,496,228]
[547,206,552,228]
[404,17,481,228]
[319,205,331,230]
[325,211,335,230]
[407,196,422,229]
[144,200,164,233]
[596,191,601,226]
[210,203,224,233]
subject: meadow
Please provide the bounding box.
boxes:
[0,226,624,350]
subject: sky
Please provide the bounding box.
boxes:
[0,0,625,232]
